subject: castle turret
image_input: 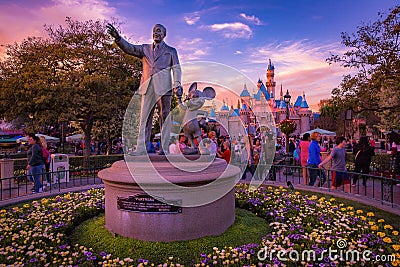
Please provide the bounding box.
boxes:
[240,84,251,108]
[266,59,276,100]
[297,92,312,134]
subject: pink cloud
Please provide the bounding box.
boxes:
[0,0,116,56]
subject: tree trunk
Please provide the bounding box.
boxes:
[81,115,94,168]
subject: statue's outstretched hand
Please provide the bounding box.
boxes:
[174,85,183,103]
[106,23,121,41]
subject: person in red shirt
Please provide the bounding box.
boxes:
[299,133,311,185]
[217,141,231,163]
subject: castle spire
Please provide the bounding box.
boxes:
[300,92,309,108]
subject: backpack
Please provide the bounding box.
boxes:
[293,147,300,163]
[42,147,51,164]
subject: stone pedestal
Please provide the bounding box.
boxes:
[98,155,240,242]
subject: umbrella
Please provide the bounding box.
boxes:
[17,134,60,143]
[301,128,336,136]
[66,133,83,142]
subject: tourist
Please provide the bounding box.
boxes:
[178,135,187,153]
[208,131,218,155]
[352,136,375,187]
[299,133,311,185]
[27,133,45,193]
[240,137,255,180]
[199,138,211,155]
[168,136,180,154]
[307,132,327,186]
[39,136,51,188]
[217,141,231,163]
[318,136,350,192]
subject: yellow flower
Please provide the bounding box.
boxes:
[383,237,392,243]
[356,210,363,214]
[367,212,374,217]
[371,225,378,231]
[329,198,336,202]
[378,219,385,223]
[393,245,400,251]
[393,231,399,236]
[384,225,394,230]
[368,221,375,226]
[377,232,386,238]
[347,206,353,211]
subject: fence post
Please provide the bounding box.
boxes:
[0,159,15,190]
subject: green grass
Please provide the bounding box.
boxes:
[70,208,268,265]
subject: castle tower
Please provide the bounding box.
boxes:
[266,59,276,100]
[297,92,312,134]
[217,101,230,134]
[240,84,252,107]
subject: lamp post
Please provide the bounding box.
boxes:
[283,90,292,175]
[284,90,291,154]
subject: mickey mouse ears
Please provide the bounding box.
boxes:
[188,82,215,100]
[202,87,215,100]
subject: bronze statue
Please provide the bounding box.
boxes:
[107,23,182,155]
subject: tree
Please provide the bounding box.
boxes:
[327,5,400,130]
[0,18,141,160]
[314,98,340,131]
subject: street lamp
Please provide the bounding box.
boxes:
[284,90,291,154]
[283,90,292,176]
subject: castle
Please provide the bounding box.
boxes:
[210,59,312,138]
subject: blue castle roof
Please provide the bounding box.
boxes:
[209,108,216,117]
[240,84,251,97]
[294,96,302,107]
[231,108,240,117]
[221,103,229,111]
[267,59,275,70]
[259,83,271,100]
[253,90,261,101]
[300,94,309,108]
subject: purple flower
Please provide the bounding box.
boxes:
[84,251,93,257]
[29,258,37,262]
[100,251,107,256]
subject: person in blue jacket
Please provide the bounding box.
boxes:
[307,132,326,186]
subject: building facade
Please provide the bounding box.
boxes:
[214,59,313,138]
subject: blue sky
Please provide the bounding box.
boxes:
[0,0,398,110]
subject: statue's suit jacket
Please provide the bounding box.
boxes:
[115,38,181,95]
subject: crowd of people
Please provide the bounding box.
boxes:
[281,133,383,192]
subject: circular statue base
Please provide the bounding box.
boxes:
[98,155,240,242]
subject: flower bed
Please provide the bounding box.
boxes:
[0,185,399,266]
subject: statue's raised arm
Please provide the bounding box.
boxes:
[106,23,121,41]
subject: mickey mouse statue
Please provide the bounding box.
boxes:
[180,82,215,151]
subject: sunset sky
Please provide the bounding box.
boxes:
[0,0,397,111]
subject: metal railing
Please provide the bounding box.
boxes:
[264,161,400,209]
[2,155,399,209]
[0,167,104,201]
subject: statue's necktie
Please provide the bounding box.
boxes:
[154,44,160,58]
